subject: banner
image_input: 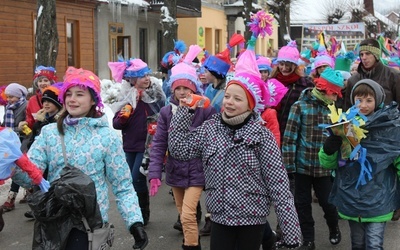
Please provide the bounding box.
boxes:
[301,22,365,51]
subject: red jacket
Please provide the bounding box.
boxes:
[25,92,43,128]
[261,108,280,148]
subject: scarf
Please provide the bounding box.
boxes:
[5,98,25,131]
[64,115,82,126]
[221,111,252,129]
[311,88,333,106]
[275,72,301,86]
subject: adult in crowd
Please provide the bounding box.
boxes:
[343,38,400,110]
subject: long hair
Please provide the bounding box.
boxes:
[56,95,102,135]
[269,65,305,78]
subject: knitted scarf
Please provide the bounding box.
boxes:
[275,72,301,86]
[221,111,252,127]
[311,88,333,106]
[5,98,25,130]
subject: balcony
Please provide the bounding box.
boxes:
[146,0,201,18]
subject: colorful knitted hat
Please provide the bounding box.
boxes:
[33,66,57,82]
[41,84,63,110]
[60,67,103,110]
[5,83,28,98]
[256,55,272,72]
[359,38,381,60]
[314,67,344,97]
[161,40,186,70]
[168,45,203,94]
[108,59,152,83]
[226,10,274,113]
[203,33,245,79]
[312,46,334,70]
[0,86,7,105]
[276,40,300,65]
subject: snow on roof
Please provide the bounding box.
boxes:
[375,10,399,32]
[97,0,149,7]
[223,1,262,9]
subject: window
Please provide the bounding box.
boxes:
[67,20,80,67]
[215,29,221,53]
[139,28,147,62]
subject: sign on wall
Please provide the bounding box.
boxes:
[301,22,366,51]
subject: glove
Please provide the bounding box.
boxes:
[130,222,148,249]
[149,179,161,197]
[323,135,342,155]
[39,178,50,193]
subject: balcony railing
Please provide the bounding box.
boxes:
[146,0,201,18]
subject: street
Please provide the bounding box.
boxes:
[1,178,400,250]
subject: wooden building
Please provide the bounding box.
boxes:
[0,0,97,88]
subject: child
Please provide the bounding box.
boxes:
[167,32,301,250]
[282,67,344,249]
[256,55,272,82]
[319,79,400,249]
[148,45,216,250]
[1,83,28,211]
[12,67,148,249]
[0,126,50,231]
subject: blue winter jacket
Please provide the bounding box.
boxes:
[12,115,143,229]
[147,98,216,187]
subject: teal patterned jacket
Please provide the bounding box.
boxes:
[12,115,143,229]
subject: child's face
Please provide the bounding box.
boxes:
[316,65,328,76]
[278,61,296,76]
[135,75,151,90]
[6,95,19,105]
[204,69,216,83]
[37,77,51,92]
[42,100,59,115]
[355,94,375,115]
[174,86,193,101]
[260,70,269,81]
[324,92,338,102]
[223,84,249,117]
[64,86,95,118]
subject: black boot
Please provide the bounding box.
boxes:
[262,231,277,250]
[173,214,183,232]
[329,225,341,245]
[196,202,202,223]
[182,236,201,250]
[199,216,211,236]
[137,192,150,226]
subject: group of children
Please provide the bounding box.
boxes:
[1,11,400,250]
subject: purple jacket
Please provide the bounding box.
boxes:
[113,100,164,152]
[147,98,216,188]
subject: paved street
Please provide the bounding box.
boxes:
[1,177,400,249]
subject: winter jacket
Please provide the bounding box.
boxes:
[261,108,280,147]
[147,98,216,188]
[276,76,314,143]
[344,61,400,110]
[12,115,143,229]
[25,91,43,128]
[282,88,332,177]
[319,102,400,222]
[168,107,301,246]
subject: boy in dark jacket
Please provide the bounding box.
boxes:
[319,79,400,249]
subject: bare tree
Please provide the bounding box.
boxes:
[160,0,178,56]
[35,0,58,68]
[319,0,347,23]
[266,0,292,46]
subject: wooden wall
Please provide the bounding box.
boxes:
[0,0,96,89]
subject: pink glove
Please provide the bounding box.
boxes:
[149,179,161,197]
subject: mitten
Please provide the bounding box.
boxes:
[15,154,43,185]
[39,178,50,193]
[149,179,161,196]
[130,222,148,249]
[323,135,342,155]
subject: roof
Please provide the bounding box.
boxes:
[97,0,149,7]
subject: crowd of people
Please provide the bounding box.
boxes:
[1,10,400,250]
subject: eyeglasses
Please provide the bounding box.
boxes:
[278,61,294,68]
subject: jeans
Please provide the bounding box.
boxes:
[348,220,386,250]
[294,173,338,242]
[172,186,203,246]
[210,222,264,250]
[125,152,148,193]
